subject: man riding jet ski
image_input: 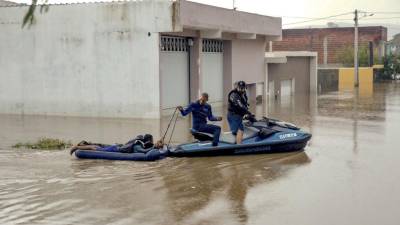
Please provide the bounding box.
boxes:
[178,92,222,146]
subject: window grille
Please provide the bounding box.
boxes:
[202,39,223,52]
[160,36,188,52]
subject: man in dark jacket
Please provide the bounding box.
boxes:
[178,93,222,146]
[227,81,253,144]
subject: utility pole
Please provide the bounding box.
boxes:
[354,9,359,87]
[233,0,237,10]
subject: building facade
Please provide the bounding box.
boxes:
[265,51,317,99]
[0,0,283,118]
[272,26,387,66]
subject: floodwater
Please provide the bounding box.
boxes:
[1,81,400,225]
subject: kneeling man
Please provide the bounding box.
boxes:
[178,93,222,146]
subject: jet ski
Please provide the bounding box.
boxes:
[168,117,311,157]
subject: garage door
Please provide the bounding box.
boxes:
[280,79,295,97]
[201,39,223,103]
[160,36,189,109]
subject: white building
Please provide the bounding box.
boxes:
[0,0,316,119]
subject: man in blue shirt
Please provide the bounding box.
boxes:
[178,93,222,146]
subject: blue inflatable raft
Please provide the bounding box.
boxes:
[74,148,168,161]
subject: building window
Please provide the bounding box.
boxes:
[160,36,188,52]
[202,39,223,53]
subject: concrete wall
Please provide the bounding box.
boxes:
[267,57,311,96]
[232,38,267,84]
[338,68,373,96]
[273,26,387,65]
[0,1,173,118]
[223,38,267,101]
[176,0,281,38]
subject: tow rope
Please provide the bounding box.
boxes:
[160,107,180,149]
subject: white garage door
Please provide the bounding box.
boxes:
[160,36,189,109]
[201,39,224,103]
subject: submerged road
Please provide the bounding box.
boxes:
[0,81,399,225]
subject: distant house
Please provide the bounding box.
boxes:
[272,26,387,66]
[386,33,400,55]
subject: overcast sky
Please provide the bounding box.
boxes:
[11,0,400,38]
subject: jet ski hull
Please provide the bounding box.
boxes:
[169,132,311,157]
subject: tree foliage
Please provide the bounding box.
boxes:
[22,0,49,28]
[336,44,381,67]
[382,54,400,79]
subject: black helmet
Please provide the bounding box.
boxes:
[235,81,246,92]
[143,134,153,143]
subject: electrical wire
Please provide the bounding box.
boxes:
[283,12,353,25]
[364,11,400,14]
[361,17,400,20]
[282,12,400,26]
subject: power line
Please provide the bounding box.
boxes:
[282,16,316,19]
[283,12,353,25]
[283,16,353,21]
[361,16,400,20]
[282,15,400,25]
[365,11,400,14]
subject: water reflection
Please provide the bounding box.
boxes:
[159,152,310,225]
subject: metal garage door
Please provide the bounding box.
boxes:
[280,79,295,97]
[160,36,189,109]
[201,39,223,103]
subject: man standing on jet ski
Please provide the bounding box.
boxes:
[227,81,255,144]
[178,93,222,146]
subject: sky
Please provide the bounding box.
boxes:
[10,0,400,38]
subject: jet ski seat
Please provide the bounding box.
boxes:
[191,126,259,144]
[190,129,213,141]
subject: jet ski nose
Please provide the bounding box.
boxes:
[302,132,312,140]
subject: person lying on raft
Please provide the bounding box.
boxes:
[178,92,222,146]
[70,134,164,155]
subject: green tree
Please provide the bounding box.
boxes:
[22,0,49,28]
[383,54,400,79]
[336,44,381,67]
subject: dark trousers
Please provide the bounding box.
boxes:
[196,124,221,146]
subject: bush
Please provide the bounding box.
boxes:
[12,138,72,150]
[382,54,400,79]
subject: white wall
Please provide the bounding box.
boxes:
[231,38,267,85]
[0,1,173,118]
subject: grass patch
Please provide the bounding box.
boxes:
[12,137,72,150]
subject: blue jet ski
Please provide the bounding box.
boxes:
[168,117,311,157]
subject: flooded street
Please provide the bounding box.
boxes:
[1,81,400,225]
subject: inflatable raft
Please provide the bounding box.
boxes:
[74,148,168,161]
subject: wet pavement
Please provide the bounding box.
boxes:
[1,81,400,225]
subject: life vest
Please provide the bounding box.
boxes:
[228,89,249,116]
[118,135,154,153]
